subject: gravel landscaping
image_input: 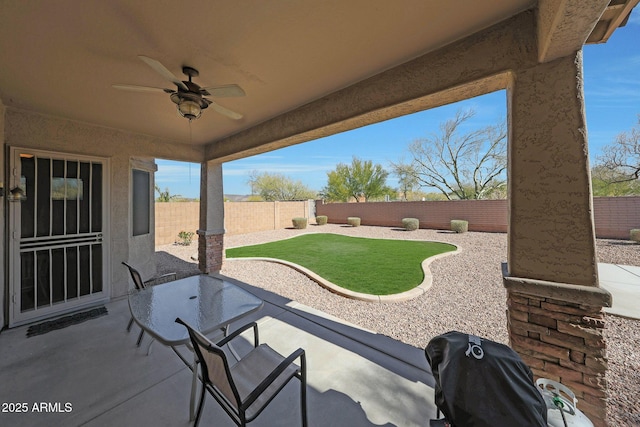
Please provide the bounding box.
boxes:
[156,224,640,426]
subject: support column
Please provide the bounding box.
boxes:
[198,161,225,274]
[506,51,611,426]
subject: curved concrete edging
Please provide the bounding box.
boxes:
[225,233,461,303]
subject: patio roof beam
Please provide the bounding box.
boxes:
[536,0,610,63]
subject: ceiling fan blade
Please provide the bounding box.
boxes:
[207,100,243,120]
[112,84,172,93]
[201,84,246,98]
[138,55,188,91]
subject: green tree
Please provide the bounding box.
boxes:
[393,109,507,200]
[321,157,391,202]
[391,160,420,201]
[322,165,351,202]
[154,185,182,202]
[591,165,640,196]
[248,171,317,201]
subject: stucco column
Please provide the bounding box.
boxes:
[198,160,225,274]
[505,51,611,426]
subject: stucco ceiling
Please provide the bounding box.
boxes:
[0,0,538,146]
[0,1,635,149]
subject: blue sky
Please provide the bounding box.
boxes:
[156,17,639,198]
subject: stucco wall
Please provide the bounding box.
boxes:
[2,109,204,300]
[0,101,5,326]
[508,52,597,287]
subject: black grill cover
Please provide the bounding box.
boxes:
[425,331,547,427]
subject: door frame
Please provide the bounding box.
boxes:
[7,147,111,327]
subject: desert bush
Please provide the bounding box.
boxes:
[292,217,308,229]
[402,218,419,231]
[177,230,195,245]
[631,229,640,242]
[347,217,361,227]
[451,219,468,233]
[316,215,328,225]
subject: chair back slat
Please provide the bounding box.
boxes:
[179,319,240,409]
[197,342,238,408]
[122,262,146,290]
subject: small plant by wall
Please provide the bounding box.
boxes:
[292,217,308,229]
[316,215,328,225]
[451,219,468,233]
[347,217,361,227]
[402,218,419,231]
[177,230,195,245]
[631,229,640,242]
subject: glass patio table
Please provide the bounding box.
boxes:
[128,274,263,419]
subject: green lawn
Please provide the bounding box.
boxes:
[225,233,456,295]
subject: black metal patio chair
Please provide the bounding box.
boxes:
[175,317,307,427]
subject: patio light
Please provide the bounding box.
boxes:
[177,99,202,121]
[8,186,25,202]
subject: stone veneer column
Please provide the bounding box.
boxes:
[506,51,611,426]
[504,277,611,426]
[198,230,224,273]
[198,161,225,274]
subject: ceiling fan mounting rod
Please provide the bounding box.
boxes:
[182,66,199,81]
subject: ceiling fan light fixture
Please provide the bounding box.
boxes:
[177,99,201,120]
[114,57,244,121]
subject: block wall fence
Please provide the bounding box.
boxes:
[155,197,640,245]
[155,200,314,245]
[155,202,200,246]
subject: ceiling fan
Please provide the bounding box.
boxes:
[113,56,245,121]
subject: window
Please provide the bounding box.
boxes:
[132,169,150,236]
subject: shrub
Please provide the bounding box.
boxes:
[347,217,361,227]
[451,219,468,233]
[402,218,419,231]
[292,217,308,229]
[316,215,328,225]
[177,230,195,245]
[631,229,640,243]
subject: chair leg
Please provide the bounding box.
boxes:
[146,338,155,356]
[194,381,207,427]
[301,380,308,427]
[190,357,199,421]
[137,329,145,347]
[300,354,308,427]
[127,317,134,332]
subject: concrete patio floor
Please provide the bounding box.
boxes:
[0,274,437,427]
[599,263,640,320]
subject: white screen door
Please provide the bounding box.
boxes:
[8,148,110,326]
